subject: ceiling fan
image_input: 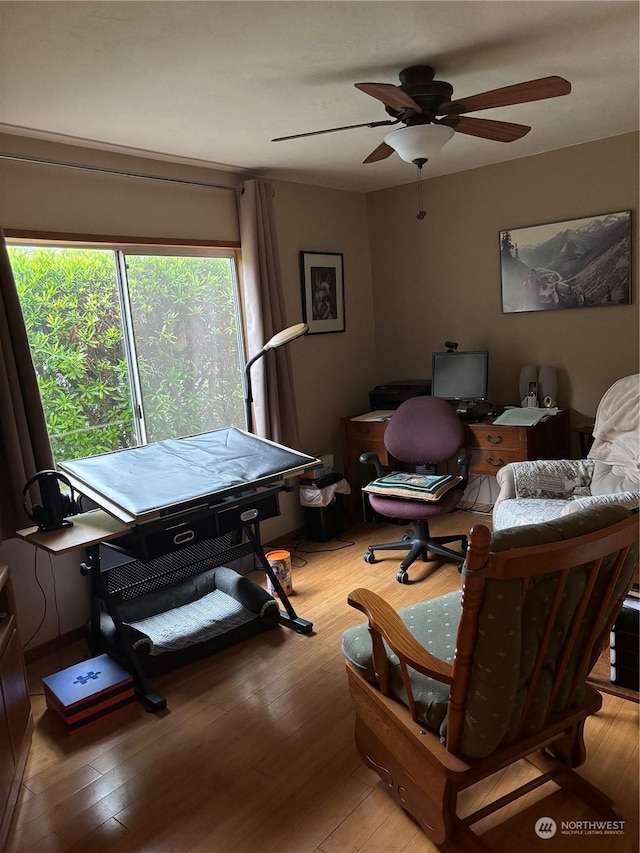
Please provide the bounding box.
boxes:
[272,65,571,166]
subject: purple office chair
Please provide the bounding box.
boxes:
[360,396,470,584]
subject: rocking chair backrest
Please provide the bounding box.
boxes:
[447,505,639,758]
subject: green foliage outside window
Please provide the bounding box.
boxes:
[9,247,244,463]
[126,254,244,444]
[10,247,135,462]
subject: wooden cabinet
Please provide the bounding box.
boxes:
[0,566,33,850]
[464,409,570,475]
[341,416,391,519]
[341,410,571,519]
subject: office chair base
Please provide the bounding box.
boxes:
[363,522,468,583]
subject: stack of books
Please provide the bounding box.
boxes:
[42,654,135,733]
[610,591,639,691]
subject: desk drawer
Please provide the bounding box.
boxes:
[347,420,389,443]
[466,424,525,452]
[111,513,216,561]
[216,493,280,535]
[470,447,525,475]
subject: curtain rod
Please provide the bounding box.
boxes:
[0,152,241,191]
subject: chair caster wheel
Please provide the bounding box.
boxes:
[401,533,413,542]
[396,571,409,584]
[363,551,377,564]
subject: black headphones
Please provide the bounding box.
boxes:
[22,470,80,531]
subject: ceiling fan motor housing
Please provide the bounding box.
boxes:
[387,65,454,125]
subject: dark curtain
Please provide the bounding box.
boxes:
[238,179,301,448]
[0,227,54,539]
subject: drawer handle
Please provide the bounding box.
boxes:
[173,530,195,545]
[486,434,503,444]
[486,457,505,467]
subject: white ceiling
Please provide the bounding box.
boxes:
[0,1,638,193]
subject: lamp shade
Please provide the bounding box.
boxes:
[263,322,308,351]
[384,124,455,165]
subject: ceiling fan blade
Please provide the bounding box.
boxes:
[442,115,531,142]
[438,76,571,115]
[272,118,397,142]
[355,82,422,113]
[362,141,395,164]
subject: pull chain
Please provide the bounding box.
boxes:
[416,163,426,220]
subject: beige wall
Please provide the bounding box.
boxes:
[0,133,241,242]
[0,135,375,643]
[367,132,639,423]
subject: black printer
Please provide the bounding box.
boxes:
[369,379,431,410]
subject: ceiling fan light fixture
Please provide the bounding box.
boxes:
[384,124,454,165]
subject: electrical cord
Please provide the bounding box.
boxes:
[22,547,47,652]
[24,549,64,696]
[287,536,356,558]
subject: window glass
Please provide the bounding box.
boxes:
[9,246,136,461]
[126,254,245,443]
[8,243,244,463]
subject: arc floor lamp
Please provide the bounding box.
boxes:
[243,322,308,433]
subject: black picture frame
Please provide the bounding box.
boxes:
[499,210,631,314]
[300,251,345,334]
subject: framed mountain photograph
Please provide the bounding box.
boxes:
[499,211,631,314]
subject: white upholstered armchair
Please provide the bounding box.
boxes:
[493,374,640,530]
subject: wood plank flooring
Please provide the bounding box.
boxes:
[8,511,639,852]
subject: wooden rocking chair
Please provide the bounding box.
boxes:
[342,505,639,851]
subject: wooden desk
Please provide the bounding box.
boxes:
[464,409,571,475]
[341,409,571,518]
[572,421,595,457]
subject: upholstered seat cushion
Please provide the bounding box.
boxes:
[367,486,464,520]
[493,498,574,529]
[342,590,461,735]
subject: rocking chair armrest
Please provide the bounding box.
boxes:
[347,587,454,684]
[359,452,386,478]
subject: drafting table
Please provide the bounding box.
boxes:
[18,428,319,711]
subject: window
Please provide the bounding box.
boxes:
[8,242,245,463]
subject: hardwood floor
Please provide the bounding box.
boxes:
[8,511,639,852]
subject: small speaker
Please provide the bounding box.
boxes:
[538,366,558,406]
[519,365,538,403]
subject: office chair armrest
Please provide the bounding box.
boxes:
[359,452,385,478]
[457,449,471,488]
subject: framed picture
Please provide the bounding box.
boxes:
[499,211,631,314]
[300,251,345,334]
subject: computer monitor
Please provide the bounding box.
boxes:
[431,350,489,406]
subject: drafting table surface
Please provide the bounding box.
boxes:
[59,428,318,523]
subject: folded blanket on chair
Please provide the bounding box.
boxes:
[363,472,462,501]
